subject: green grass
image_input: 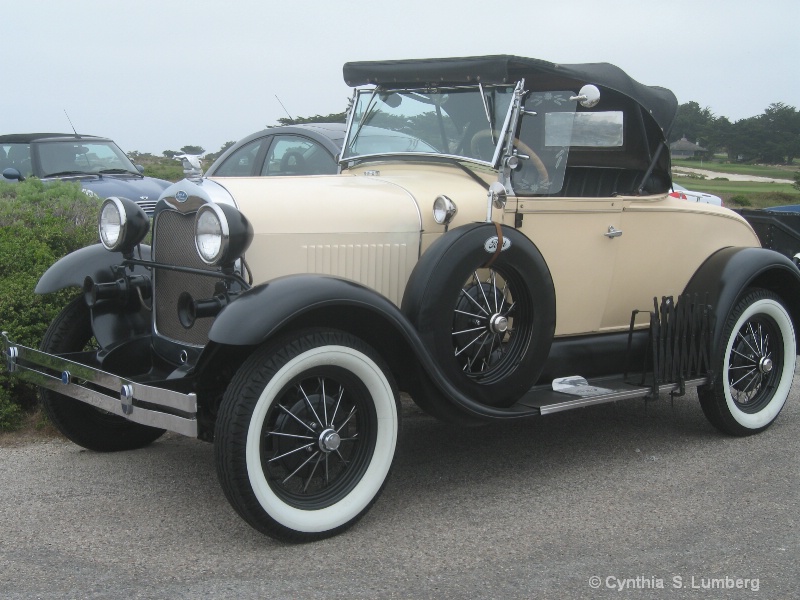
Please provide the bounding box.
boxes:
[673,177,797,195]
[670,159,800,209]
[672,158,797,180]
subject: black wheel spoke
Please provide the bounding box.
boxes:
[334,405,357,433]
[270,442,316,464]
[267,431,315,441]
[281,450,321,485]
[277,403,317,434]
[330,385,344,427]
[298,383,324,428]
[459,286,490,316]
[454,329,490,358]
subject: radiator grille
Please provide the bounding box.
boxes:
[152,210,219,345]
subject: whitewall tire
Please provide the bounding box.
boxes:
[699,290,796,436]
[215,330,400,542]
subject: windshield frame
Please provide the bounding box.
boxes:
[340,83,520,168]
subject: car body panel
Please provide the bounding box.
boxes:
[210,174,423,306]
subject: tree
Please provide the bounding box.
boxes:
[706,116,733,159]
[726,103,800,164]
[670,102,715,146]
[180,145,205,155]
[793,171,800,192]
[270,110,347,127]
[759,103,800,164]
[203,141,236,163]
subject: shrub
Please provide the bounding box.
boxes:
[729,195,752,207]
[0,179,100,430]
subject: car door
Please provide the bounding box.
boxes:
[514,197,623,336]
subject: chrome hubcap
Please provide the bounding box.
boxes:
[319,428,341,452]
[489,314,508,334]
[758,357,773,374]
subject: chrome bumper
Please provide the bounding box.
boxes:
[2,332,198,437]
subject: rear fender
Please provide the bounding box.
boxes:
[683,246,800,355]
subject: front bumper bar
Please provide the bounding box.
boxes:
[2,332,197,437]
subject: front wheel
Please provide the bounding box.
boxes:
[214,330,400,542]
[699,289,796,436]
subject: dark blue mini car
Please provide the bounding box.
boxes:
[0,133,170,215]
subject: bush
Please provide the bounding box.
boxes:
[0,179,100,430]
[729,195,752,207]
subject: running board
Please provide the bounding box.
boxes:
[511,375,710,415]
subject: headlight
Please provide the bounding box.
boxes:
[194,203,253,266]
[98,197,149,255]
[433,195,457,225]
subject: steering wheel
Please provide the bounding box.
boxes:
[469,129,549,183]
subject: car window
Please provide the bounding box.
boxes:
[37,141,137,176]
[261,135,336,176]
[214,139,266,176]
[2,143,33,177]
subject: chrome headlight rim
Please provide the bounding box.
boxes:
[98,196,149,254]
[194,203,230,266]
[433,194,458,225]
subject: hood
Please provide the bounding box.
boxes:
[73,174,171,200]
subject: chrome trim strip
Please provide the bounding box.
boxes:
[2,333,198,437]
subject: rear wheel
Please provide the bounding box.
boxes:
[39,296,165,451]
[699,290,796,436]
[215,330,400,542]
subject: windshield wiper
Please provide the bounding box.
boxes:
[43,170,95,178]
[99,168,141,176]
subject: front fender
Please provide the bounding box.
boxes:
[35,244,152,294]
[208,274,408,346]
[207,274,538,420]
[683,246,800,355]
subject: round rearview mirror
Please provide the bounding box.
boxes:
[571,84,601,108]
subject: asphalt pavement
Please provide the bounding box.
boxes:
[1,373,798,599]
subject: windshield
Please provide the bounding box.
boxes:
[342,85,515,163]
[37,141,139,177]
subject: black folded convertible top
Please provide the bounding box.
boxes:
[343,55,678,134]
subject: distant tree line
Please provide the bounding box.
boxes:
[671,101,800,164]
[130,101,799,176]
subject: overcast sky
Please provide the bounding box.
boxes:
[3,0,798,156]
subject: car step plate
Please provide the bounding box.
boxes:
[513,374,709,415]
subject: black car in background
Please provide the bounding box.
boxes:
[205,123,345,177]
[0,133,171,215]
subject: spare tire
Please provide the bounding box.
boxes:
[402,223,556,407]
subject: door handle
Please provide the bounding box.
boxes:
[604,226,623,238]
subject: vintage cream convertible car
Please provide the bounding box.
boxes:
[3,56,799,542]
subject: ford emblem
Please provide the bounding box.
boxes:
[175,190,188,202]
[484,236,512,253]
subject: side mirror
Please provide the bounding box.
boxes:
[135,164,145,174]
[570,84,601,108]
[2,167,23,181]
